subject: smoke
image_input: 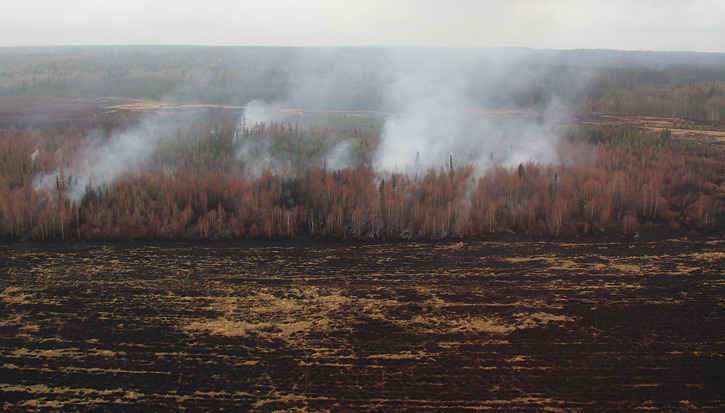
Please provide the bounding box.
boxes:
[242,99,305,126]
[29,47,582,208]
[374,51,564,175]
[324,140,355,171]
[33,116,173,202]
[235,48,387,173]
[236,130,292,177]
[237,48,570,177]
[236,108,364,176]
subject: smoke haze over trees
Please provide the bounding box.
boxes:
[0,46,723,240]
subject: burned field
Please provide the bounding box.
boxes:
[1,239,724,412]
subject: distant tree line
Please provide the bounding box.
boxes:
[2,47,725,123]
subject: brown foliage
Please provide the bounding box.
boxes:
[1,119,723,241]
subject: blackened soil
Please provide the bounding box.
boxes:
[1,239,723,412]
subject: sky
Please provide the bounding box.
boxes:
[1,0,724,52]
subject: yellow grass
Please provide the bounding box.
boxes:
[1,286,31,304]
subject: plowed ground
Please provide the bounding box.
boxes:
[1,239,723,412]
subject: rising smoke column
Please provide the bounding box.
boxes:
[33,116,173,202]
[373,51,562,176]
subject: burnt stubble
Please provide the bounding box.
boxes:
[1,239,723,412]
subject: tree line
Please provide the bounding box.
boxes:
[1,115,722,241]
[3,47,725,124]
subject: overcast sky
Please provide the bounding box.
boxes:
[1,0,723,52]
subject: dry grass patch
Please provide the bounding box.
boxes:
[610,263,642,273]
[90,348,125,357]
[0,314,22,328]
[0,383,127,397]
[367,351,428,360]
[248,292,305,315]
[515,312,575,328]
[184,287,351,343]
[675,265,701,274]
[505,256,544,263]
[439,242,465,251]
[690,251,724,261]
[10,347,86,359]
[452,317,516,334]
[185,319,319,340]
[1,286,32,304]
[108,100,242,111]
[251,390,332,413]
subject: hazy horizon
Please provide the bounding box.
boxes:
[1,0,724,53]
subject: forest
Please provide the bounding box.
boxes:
[0,46,723,241]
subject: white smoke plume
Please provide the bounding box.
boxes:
[33,116,172,202]
[30,48,581,209]
[374,51,563,175]
[237,48,570,177]
[242,99,304,126]
[324,140,355,171]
